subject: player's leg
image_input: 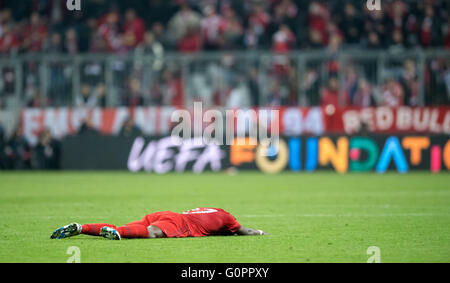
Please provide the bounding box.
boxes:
[98,217,151,240]
[101,218,166,240]
[81,219,148,239]
[51,217,157,240]
[100,224,164,240]
[81,223,118,236]
[113,217,151,239]
[51,222,120,239]
[116,225,149,239]
[51,222,149,240]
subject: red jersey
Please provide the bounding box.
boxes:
[143,208,241,238]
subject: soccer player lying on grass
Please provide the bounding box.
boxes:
[51,208,268,240]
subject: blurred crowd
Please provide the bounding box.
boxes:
[0,0,449,109]
[0,115,146,170]
[1,0,449,54]
[0,122,59,170]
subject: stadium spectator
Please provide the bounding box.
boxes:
[177,25,202,53]
[123,9,146,48]
[97,9,122,53]
[247,66,260,107]
[167,3,201,49]
[226,79,250,108]
[400,59,419,106]
[388,29,406,54]
[286,64,300,106]
[150,22,169,49]
[362,6,387,45]
[387,0,408,42]
[367,31,382,49]
[63,28,79,55]
[345,66,359,104]
[221,6,243,50]
[272,24,296,53]
[32,129,61,170]
[382,78,404,107]
[0,67,15,105]
[445,64,450,101]
[445,21,450,48]
[45,31,63,53]
[5,125,31,170]
[301,69,320,106]
[0,23,19,54]
[0,8,13,26]
[77,117,99,136]
[272,0,298,27]
[123,78,144,107]
[161,68,184,107]
[308,28,325,49]
[119,117,142,138]
[145,0,175,28]
[267,79,288,107]
[246,2,271,49]
[0,92,4,110]
[201,5,224,51]
[0,123,5,169]
[136,31,164,58]
[27,90,50,108]
[94,83,107,108]
[308,1,329,47]
[134,31,165,73]
[76,83,96,107]
[327,32,343,56]
[426,58,450,105]
[419,4,442,47]
[243,22,261,50]
[88,23,108,53]
[352,79,376,107]
[45,32,69,106]
[22,12,47,53]
[339,2,363,46]
[321,77,342,108]
[149,77,164,106]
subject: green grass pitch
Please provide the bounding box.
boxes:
[0,171,449,263]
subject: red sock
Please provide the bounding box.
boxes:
[81,224,117,236]
[117,225,149,239]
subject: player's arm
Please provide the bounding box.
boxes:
[235,226,269,236]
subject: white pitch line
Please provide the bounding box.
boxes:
[241,213,450,218]
[4,213,449,219]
